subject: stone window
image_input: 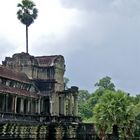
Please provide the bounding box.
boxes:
[0,78,2,84]
[47,68,54,79]
[9,81,14,87]
[6,80,10,86]
[1,78,6,85]
[30,85,35,92]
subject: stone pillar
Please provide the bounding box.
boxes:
[11,96,14,112]
[60,96,63,115]
[5,94,8,112]
[14,96,17,113]
[30,99,33,114]
[2,94,5,112]
[74,95,78,116]
[52,96,56,115]
[56,96,59,115]
[11,96,17,113]
[50,100,53,115]
[38,99,41,114]
[63,96,66,115]
[60,96,65,115]
[32,99,36,114]
[35,100,38,113]
[40,99,43,113]
[68,94,72,115]
[27,99,31,114]
[20,98,24,113]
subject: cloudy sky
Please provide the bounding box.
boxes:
[0,0,140,95]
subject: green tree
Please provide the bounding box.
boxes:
[78,89,105,120]
[132,102,140,137]
[133,95,140,105]
[78,77,116,121]
[95,76,115,91]
[93,90,136,140]
[17,0,38,53]
[78,90,90,104]
[78,90,91,119]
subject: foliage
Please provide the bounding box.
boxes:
[78,88,105,120]
[78,76,115,120]
[78,90,91,104]
[77,76,140,139]
[78,90,91,119]
[133,95,140,105]
[17,0,38,27]
[95,76,115,91]
[93,90,136,139]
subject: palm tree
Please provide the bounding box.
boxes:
[17,0,38,53]
[93,90,136,139]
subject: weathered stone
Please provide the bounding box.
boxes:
[0,122,96,140]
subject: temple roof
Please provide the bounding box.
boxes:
[35,55,64,67]
[0,65,30,84]
[0,84,39,98]
[3,52,64,68]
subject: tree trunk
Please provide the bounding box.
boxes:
[113,125,119,140]
[26,25,28,53]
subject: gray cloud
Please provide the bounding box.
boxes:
[60,0,113,11]
[32,11,140,94]
[15,0,140,95]
[0,38,16,63]
[60,0,140,17]
[50,0,140,95]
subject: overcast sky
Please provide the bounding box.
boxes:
[0,0,140,95]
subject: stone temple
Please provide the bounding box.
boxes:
[0,52,80,122]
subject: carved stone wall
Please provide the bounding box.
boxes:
[2,52,66,116]
[2,52,65,93]
[0,122,96,140]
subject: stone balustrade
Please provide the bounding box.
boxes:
[0,111,81,123]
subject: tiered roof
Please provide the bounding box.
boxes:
[0,65,30,84]
[35,55,64,67]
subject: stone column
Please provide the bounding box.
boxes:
[27,99,31,114]
[52,96,56,115]
[68,94,72,115]
[5,94,8,112]
[2,94,5,112]
[63,96,66,115]
[35,100,38,113]
[40,99,43,114]
[38,99,41,114]
[20,98,24,113]
[33,99,36,114]
[74,95,78,116]
[60,96,63,115]
[50,100,53,115]
[56,96,59,115]
[14,96,17,113]
[60,96,65,115]
[11,96,16,113]
[30,99,33,114]
[11,96,14,112]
